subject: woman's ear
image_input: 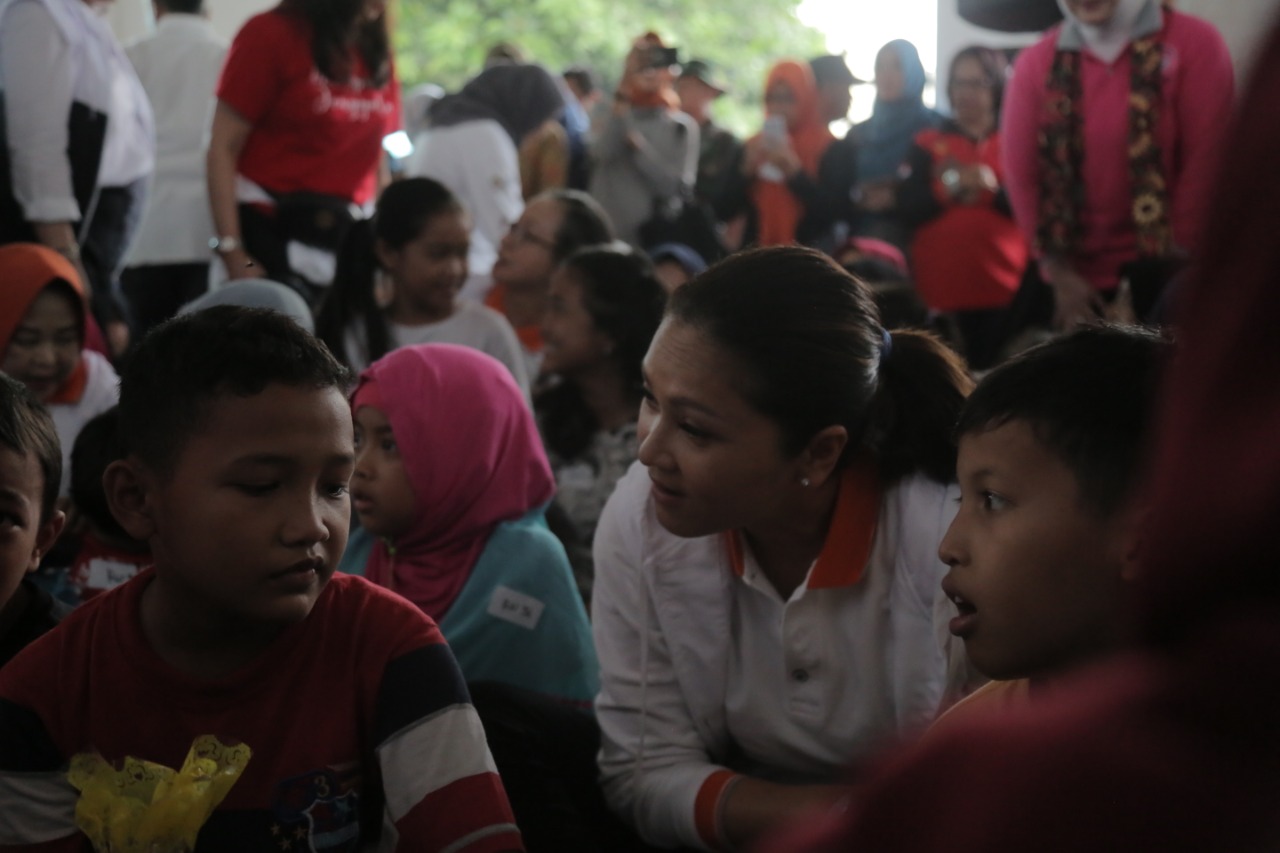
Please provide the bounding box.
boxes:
[800,425,849,489]
[373,237,397,273]
[102,458,158,543]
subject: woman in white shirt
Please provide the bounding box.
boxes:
[0,0,153,356]
[593,246,974,850]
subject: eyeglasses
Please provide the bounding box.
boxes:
[507,221,556,251]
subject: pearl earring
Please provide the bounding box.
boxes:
[800,477,811,487]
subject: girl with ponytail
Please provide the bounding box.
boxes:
[314,177,529,394]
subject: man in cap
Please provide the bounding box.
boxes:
[810,54,863,126]
[675,59,742,210]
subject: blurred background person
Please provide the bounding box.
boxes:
[207,0,400,304]
[1002,0,1233,329]
[589,32,698,248]
[0,0,154,358]
[718,60,839,248]
[851,39,941,252]
[535,244,665,602]
[899,46,1026,370]
[675,59,740,231]
[406,62,565,303]
[120,0,226,337]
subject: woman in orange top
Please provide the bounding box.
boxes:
[719,60,841,248]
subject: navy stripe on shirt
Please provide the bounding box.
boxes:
[0,697,64,772]
[373,643,470,745]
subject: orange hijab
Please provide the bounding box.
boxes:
[620,33,680,111]
[751,60,835,246]
[0,243,89,404]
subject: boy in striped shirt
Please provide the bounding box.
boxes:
[0,306,522,852]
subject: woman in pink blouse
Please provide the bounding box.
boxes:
[1001,0,1233,328]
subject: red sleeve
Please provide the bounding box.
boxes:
[216,12,289,124]
[1000,36,1053,259]
[384,58,402,135]
[1168,15,1235,255]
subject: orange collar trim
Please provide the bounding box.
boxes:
[723,459,882,589]
[485,283,543,352]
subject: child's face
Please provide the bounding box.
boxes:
[0,446,63,616]
[137,385,354,628]
[939,420,1132,681]
[2,287,80,402]
[380,210,470,324]
[540,268,613,377]
[351,405,417,540]
[493,197,563,292]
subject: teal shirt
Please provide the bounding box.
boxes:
[340,509,599,704]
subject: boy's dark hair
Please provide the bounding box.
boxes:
[118,306,352,475]
[70,408,130,540]
[957,324,1170,516]
[0,373,61,524]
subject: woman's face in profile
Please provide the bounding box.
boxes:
[1064,0,1122,26]
[636,319,804,539]
[874,48,905,103]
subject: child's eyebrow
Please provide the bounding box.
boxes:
[0,486,32,507]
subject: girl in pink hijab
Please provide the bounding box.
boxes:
[342,343,597,704]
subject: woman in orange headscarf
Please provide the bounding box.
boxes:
[718,60,841,247]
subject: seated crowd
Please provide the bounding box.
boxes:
[1,0,1274,851]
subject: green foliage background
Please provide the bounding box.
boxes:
[391,0,827,135]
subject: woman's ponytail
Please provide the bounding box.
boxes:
[863,329,973,484]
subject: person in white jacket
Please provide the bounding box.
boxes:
[121,0,227,335]
[592,246,974,850]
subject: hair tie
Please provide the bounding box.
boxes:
[880,327,893,364]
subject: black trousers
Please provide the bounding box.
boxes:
[468,681,670,853]
[120,262,210,338]
[80,178,147,331]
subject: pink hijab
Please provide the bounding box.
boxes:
[353,344,555,620]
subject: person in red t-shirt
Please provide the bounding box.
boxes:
[207,0,401,303]
[898,46,1027,370]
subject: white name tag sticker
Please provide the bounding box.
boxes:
[86,558,141,591]
[487,586,545,630]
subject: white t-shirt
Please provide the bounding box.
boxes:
[343,301,530,398]
[49,350,119,497]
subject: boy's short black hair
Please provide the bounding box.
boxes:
[0,373,61,523]
[70,407,129,540]
[957,324,1170,516]
[118,306,352,476]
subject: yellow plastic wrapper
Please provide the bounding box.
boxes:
[67,735,252,853]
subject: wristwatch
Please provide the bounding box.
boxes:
[209,235,241,255]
